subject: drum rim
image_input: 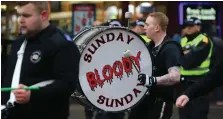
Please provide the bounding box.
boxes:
[76,27,153,112]
[73,27,105,54]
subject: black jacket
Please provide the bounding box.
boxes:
[1,25,80,119]
[184,59,223,100]
[148,36,183,102]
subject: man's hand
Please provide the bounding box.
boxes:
[13,84,31,104]
[183,50,190,54]
[175,95,189,108]
[138,73,157,87]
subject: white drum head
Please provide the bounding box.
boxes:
[79,28,152,112]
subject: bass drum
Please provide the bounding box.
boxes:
[72,26,153,112]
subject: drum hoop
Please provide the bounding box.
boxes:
[72,27,106,111]
[77,27,153,112]
[73,27,106,53]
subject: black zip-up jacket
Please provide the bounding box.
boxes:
[184,59,223,100]
[148,36,183,102]
[1,25,80,119]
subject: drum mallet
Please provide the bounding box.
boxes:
[123,50,140,73]
[125,12,133,28]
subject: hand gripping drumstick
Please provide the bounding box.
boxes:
[123,50,140,73]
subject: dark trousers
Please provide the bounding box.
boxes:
[94,112,125,119]
[85,108,94,119]
[177,76,210,119]
[128,96,173,119]
[85,108,125,119]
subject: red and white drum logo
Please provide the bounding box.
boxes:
[79,28,152,112]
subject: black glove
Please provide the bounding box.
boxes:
[138,73,157,87]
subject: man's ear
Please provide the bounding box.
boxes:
[41,10,49,20]
[155,25,160,32]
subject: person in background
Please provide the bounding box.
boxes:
[176,58,223,108]
[1,2,80,119]
[177,17,213,119]
[172,25,187,43]
[130,19,151,43]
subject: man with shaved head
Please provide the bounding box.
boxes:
[1,2,80,119]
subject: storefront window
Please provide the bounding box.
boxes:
[106,6,118,20]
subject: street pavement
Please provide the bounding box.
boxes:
[68,104,223,119]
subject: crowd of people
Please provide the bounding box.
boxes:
[1,1,223,119]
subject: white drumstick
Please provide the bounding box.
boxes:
[123,50,140,73]
[125,12,133,28]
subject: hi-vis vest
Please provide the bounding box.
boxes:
[180,34,213,76]
[140,35,151,43]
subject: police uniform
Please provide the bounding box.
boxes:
[128,36,183,119]
[178,18,213,119]
[130,19,151,44]
[1,24,80,119]
[140,35,151,44]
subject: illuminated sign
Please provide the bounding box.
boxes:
[186,7,216,20]
[179,2,219,24]
[178,2,221,36]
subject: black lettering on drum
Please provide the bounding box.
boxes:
[133,88,142,97]
[106,33,115,42]
[88,43,98,54]
[127,35,135,44]
[96,88,143,108]
[124,94,133,104]
[106,98,114,107]
[116,33,124,42]
[95,36,106,47]
[97,95,105,104]
[115,98,124,107]
[84,53,92,63]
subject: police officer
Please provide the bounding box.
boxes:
[128,12,183,119]
[130,19,151,43]
[178,17,213,119]
[1,2,80,119]
[176,58,223,108]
